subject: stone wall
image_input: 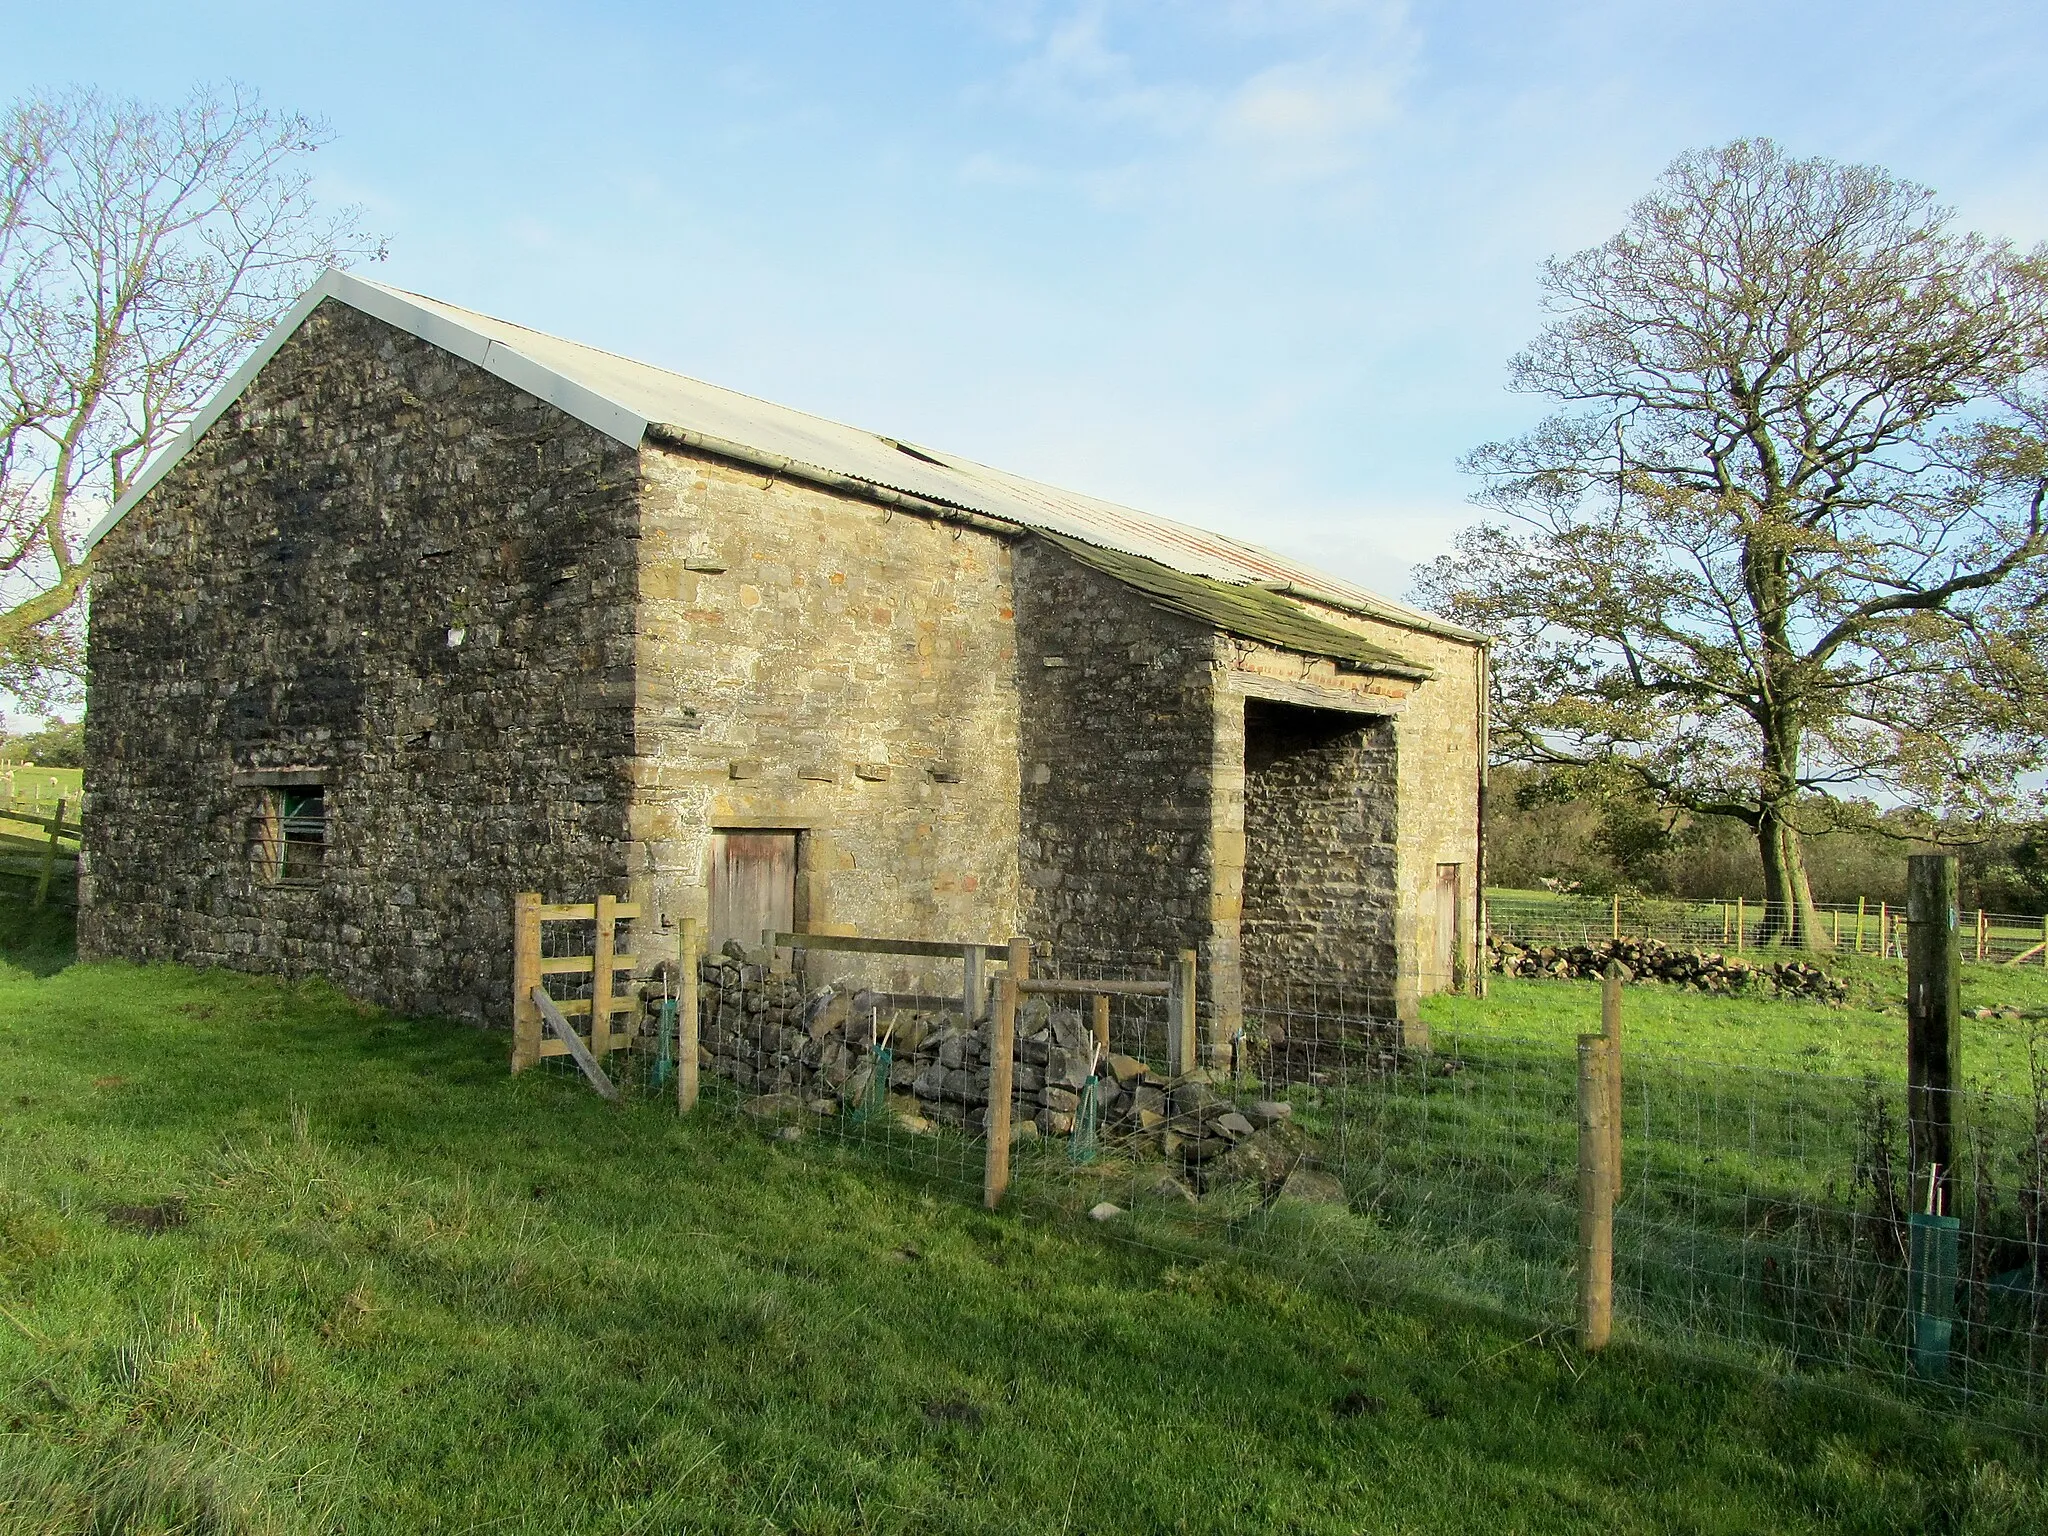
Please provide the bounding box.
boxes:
[629,450,1022,960]
[80,300,641,1023]
[1239,700,1399,1011]
[1011,537,1223,976]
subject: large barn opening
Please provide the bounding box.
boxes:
[1240,698,1400,1019]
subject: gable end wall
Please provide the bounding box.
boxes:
[80,300,641,1024]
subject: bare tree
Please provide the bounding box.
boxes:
[0,83,383,706]
[1414,139,2048,946]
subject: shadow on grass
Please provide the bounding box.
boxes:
[0,895,76,976]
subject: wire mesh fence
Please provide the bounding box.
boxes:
[514,910,2048,1431]
[1488,890,2048,967]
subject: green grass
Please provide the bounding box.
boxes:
[1423,954,2048,1095]
[2,947,2047,1529]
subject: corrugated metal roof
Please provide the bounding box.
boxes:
[85,270,1481,649]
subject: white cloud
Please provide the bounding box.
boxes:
[958,150,1044,187]
[999,1,1209,135]
[1216,0,1407,37]
[978,0,1416,187]
[1213,51,1411,180]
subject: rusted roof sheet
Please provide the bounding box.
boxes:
[86,271,1481,647]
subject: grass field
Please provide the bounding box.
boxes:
[1422,952,2048,1095]
[4,917,2048,1531]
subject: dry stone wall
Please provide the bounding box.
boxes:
[81,301,640,1023]
[693,942,1332,1198]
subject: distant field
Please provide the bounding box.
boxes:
[1487,884,2048,964]
[0,766,81,902]
[1426,951,2048,1095]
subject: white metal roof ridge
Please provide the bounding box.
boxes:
[83,269,1478,644]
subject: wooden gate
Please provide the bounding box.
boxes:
[509,891,642,1072]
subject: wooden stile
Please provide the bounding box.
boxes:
[510,890,641,1074]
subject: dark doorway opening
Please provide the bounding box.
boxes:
[1240,699,1398,1015]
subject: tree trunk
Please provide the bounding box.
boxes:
[1757,808,1827,949]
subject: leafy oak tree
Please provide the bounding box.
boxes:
[1415,139,2048,947]
[0,83,382,706]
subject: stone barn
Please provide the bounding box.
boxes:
[78,271,1487,1046]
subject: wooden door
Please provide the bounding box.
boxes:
[709,831,797,954]
[1433,862,1462,992]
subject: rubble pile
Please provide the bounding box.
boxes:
[1487,934,1848,1003]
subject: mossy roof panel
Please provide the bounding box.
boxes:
[1044,533,1431,679]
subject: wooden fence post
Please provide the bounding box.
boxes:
[963,943,986,1025]
[1977,909,1988,964]
[678,917,701,1114]
[1166,949,1198,1077]
[1907,855,1962,1219]
[592,893,618,1057]
[1577,1032,1615,1352]
[1092,993,1111,1057]
[983,936,1029,1210]
[511,892,543,1072]
[1602,960,1624,1201]
[1856,896,1867,954]
[1611,892,1621,941]
[1735,896,1744,953]
[34,798,65,908]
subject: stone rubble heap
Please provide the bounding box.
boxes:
[1486,934,1848,1003]
[694,942,1340,1198]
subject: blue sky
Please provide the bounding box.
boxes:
[6,0,2047,603]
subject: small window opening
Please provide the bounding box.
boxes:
[250,784,328,883]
